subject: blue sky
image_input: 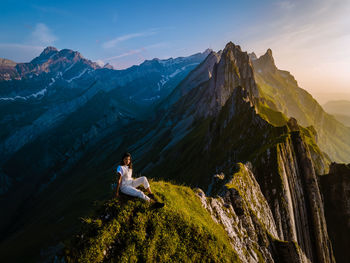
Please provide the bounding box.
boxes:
[1,0,349,98]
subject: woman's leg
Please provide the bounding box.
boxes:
[132,176,152,194]
[120,185,151,202]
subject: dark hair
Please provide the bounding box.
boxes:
[120,152,133,169]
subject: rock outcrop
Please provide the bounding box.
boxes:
[196,163,307,262]
[252,48,277,73]
[320,163,350,263]
[251,123,335,262]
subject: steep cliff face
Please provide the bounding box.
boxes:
[197,116,335,263]
[319,163,350,263]
[252,124,335,263]
[197,163,307,263]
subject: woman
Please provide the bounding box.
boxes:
[115,152,164,208]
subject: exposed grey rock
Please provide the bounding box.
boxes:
[255,128,335,262]
[196,162,307,262]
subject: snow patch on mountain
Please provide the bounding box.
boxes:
[157,62,200,90]
[49,78,55,86]
[66,68,88,83]
[0,88,47,101]
[142,95,160,101]
[63,62,77,73]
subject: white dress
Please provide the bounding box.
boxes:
[116,165,151,201]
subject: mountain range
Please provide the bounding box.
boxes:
[0,42,349,262]
[323,100,350,127]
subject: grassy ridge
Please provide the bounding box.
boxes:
[64,180,239,262]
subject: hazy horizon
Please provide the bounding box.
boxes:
[1,0,349,99]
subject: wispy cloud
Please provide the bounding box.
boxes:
[102,29,157,49]
[237,0,350,93]
[95,59,105,67]
[0,43,44,62]
[103,42,167,61]
[275,0,295,10]
[31,23,57,45]
[0,23,57,62]
[32,5,72,16]
[0,43,44,50]
[112,12,119,23]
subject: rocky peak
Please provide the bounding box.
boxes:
[197,41,259,117]
[103,63,114,69]
[253,48,277,73]
[32,47,92,67]
[287,117,299,131]
[156,49,221,113]
[266,48,273,56]
[57,49,86,62]
[22,47,101,76]
[164,41,260,120]
[0,58,19,80]
[0,58,17,67]
[248,52,257,61]
[31,46,59,64]
[203,48,213,56]
[42,46,58,55]
[224,41,241,51]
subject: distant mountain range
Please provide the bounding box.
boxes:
[249,49,350,163]
[0,46,210,193]
[0,43,349,262]
[323,100,350,126]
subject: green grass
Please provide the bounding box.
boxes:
[63,180,239,263]
[256,100,288,127]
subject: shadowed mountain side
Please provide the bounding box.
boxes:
[319,163,350,263]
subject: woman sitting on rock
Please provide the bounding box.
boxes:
[115,152,164,208]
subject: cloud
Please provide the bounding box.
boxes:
[237,0,350,94]
[0,43,44,50]
[32,5,72,16]
[276,0,295,10]
[103,42,167,61]
[233,0,349,57]
[31,23,57,45]
[0,43,44,62]
[112,12,118,23]
[95,60,105,67]
[0,23,57,62]
[104,49,142,60]
[102,29,157,49]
